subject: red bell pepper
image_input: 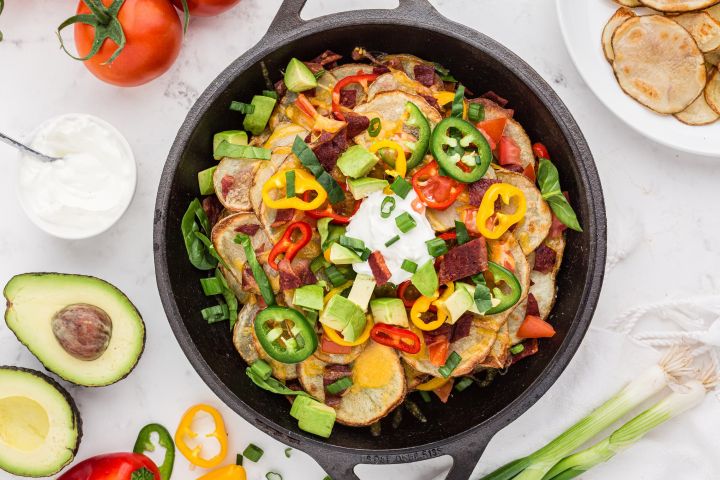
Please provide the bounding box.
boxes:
[370,324,422,354]
[412,160,465,210]
[331,73,379,121]
[268,221,312,270]
[58,453,160,480]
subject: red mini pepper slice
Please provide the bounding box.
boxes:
[331,73,379,121]
[268,221,312,270]
[370,324,422,354]
[412,160,465,210]
[303,187,361,224]
[532,142,550,160]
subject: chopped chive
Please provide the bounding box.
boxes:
[395,212,416,233]
[454,377,474,392]
[339,235,366,252]
[380,196,396,218]
[230,101,255,114]
[266,473,282,480]
[326,377,353,395]
[236,454,244,465]
[510,344,525,355]
[468,102,484,122]
[368,117,382,137]
[285,170,296,198]
[201,304,229,323]
[426,237,448,257]
[284,448,292,458]
[390,177,412,199]
[262,90,279,99]
[200,277,223,296]
[243,443,264,463]
[359,248,371,261]
[401,259,418,273]
[438,351,461,378]
[325,265,347,287]
[310,255,330,273]
[455,220,470,245]
[419,391,432,403]
[385,235,400,247]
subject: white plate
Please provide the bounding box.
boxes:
[556,0,720,157]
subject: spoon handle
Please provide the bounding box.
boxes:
[0,131,58,162]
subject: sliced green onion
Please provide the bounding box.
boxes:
[390,177,412,199]
[249,360,272,381]
[510,344,525,355]
[262,90,279,100]
[235,234,275,306]
[438,351,461,378]
[200,277,223,296]
[451,85,465,118]
[434,62,457,82]
[325,265,347,287]
[385,235,400,247]
[368,117,382,137]
[326,377,353,395]
[454,377,474,392]
[230,101,255,114]
[404,399,427,423]
[419,391,432,403]
[310,255,330,273]
[266,473,282,480]
[359,248,371,261]
[236,454,244,465]
[455,220,470,245]
[201,304,229,323]
[468,102,485,122]
[339,235,366,252]
[395,212,417,233]
[313,69,325,80]
[426,238,448,257]
[242,444,264,463]
[401,259,418,273]
[479,348,696,480]
[286,170,296,198]
[293,137,344,204]
[380,196,396,218]
[284,448,292,458]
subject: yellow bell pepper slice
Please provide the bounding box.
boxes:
[416,376,451,391]
[323,318,374,347]
[433,282,455,324]
[410,290,444,331]
[433,91,455,106]
[175,404,228,469]
[477,183,527,239]
[262,168,327,210]
[369,140,407,179]
[197,465,247,480]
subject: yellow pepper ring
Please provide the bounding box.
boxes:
[175,404,228,469]
[323,281,353,304]
[432,282,455,324]
[197,465,247,480]
[477,183,527,240]
[410,290,447,331]
[261,168,328,210]
[323,318,374,347]
[416,376,451,391]
[369,140,407,179]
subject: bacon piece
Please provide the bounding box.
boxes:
[481,90,509,107]
[323,364,352,384]
[468,179,500,206]
[433,379,454,403]
[345,114,370,138]
[278,258,317,291]
[311,50,343,67]
[526,293,540,317]
[420,93,441,112]
[469,97,514,118]
[438,238,488,284]
[202,196,223,228]
[313,129,349,172]
[533,245,557,274]
[368,251,392,285]
[373,65,390,75]
[221,175,234,197]
[507,338,539,366]
[234,224,260,236]
[451,313,473,342]
[274,79,287,97]
[271,209,295,228]
[241,264,260,294]
[339,89,357,108]
[325,395,342,408]
[413,64,436,87]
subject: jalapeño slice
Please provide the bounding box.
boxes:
[430,117,492,183]
[254,306,318,363]
[484,261,522,315]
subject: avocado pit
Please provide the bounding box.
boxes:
[51,304,112,361]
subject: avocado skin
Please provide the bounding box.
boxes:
[3,272,146,387]
[0,365,83,477]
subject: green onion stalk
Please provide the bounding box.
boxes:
[543,364,718,480]
[478,347,695,480]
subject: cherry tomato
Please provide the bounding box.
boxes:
[171,0,241,17]
[74,0,183,87]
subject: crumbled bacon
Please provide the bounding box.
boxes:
[451,313,473,342]
[241,264,260,294]
[345,114,370,138]
[368,251,392,285]
[278,258,317,291]
[481,90,509,107]
[323,364,352,407]
[468,179,500,207]
[271,209,295,228]
[372,65,390,75]
[220,175,234,197]
[526,293,540,317]
[339,89,357,108]
[235,224,260,236]
[274,79,287,97]
[413,64,436,87]
[420,93,441,112]
[533,245,557,274]
[313,129,349,172]
[202,196,223,228]
[438,238,488,284]
[311,50,343,67]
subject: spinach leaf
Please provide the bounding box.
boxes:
[181,199,217,270]
[246,367,315,399]
[536,159,582,232]
[194,231,229,269]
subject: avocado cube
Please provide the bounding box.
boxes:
[337,145,379,179]
[369,298,408,327]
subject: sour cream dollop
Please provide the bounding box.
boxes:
[18,114,136,239]
[345,190,435,284]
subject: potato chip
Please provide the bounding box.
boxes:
[603,7,637,62]
[705,68,720,113]
[673,12,720,52]
[639,0,720,12]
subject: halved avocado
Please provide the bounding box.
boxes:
[4,273,145,387]
[0,366,81,477]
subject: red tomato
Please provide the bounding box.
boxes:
[74,0,182,86]
[320,334,352,355]
[412,161,465,210]
[426,334,450,367]
[58,453,160,480]
[532,142,550,160]
[476,118,507,148]
[171,0,241,17]
[517,315,556,339]
[498,136,522,167]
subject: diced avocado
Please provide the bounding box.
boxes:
[4,273,146,387]
[0,367,81,477]
[347,177,389,200]
[411,260,439,298]
[290,396,336,438]
[369,298,408,327]
[442,287,474,324]
[293,284,324,311]
[198,166,217,195]
[213,130,247,160]
[336,145,379,179]
[328,243,362,265]
[284,58,318,93]
[347,274,376,312]
[243,95,277,135]
[321,295,366,342]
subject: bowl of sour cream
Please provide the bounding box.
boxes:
[17,113,136,239]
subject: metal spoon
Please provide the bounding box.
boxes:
[0,131,60,162]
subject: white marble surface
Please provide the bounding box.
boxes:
[1,1,719,479]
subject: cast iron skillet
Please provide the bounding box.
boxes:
[154,0,606,478]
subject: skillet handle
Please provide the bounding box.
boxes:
[267,0,440,37]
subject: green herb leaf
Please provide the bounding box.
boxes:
[473,276,493,314]
[246,367,315,399]
[181,199,217,271]
[537,159,582,232]
[130,467,155,480]
[292,136,344,204]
